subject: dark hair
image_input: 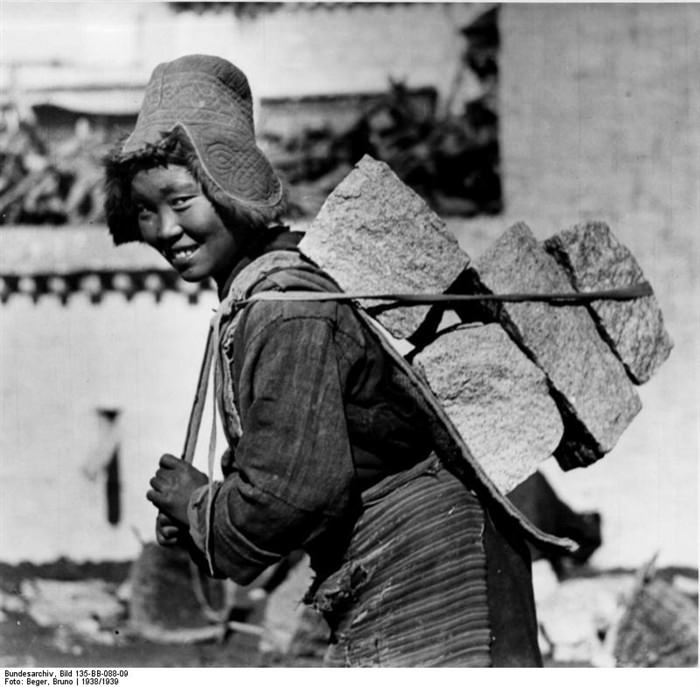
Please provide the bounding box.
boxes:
[103,130,286,244]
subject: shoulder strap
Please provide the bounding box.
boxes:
[181,250,322,463]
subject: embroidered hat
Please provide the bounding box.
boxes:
[104,55,283,243]
[125,54,281,206]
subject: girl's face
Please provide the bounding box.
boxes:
[131,164,248,288]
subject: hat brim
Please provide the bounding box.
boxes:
[123,119,283,209]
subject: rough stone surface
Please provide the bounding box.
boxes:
[298,155,470,338]
[260,555,314,655]
[128,543,222,631]
[20,578,124,629]
[614,574,698,667]
[544,221,673,384]
[471,222,642,468]
[413,323,563,492]
[533,568,636,666]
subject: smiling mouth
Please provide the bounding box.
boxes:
[167,246,198,263]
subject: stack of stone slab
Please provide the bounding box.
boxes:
[299,155,672,493]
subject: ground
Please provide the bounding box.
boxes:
[0,558,696,668]
[0,560,322,668]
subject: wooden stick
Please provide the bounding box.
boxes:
[182,325,215,464]
[241,281,653,306]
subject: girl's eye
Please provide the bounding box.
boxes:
[171,195,196,210]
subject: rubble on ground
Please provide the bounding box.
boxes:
[0,588,26,615]
[532,563,634,665]
[532,560,697,667]
[613,560,698,667]
[1,559,695,667]
[128,543,216,634]
[6,578,126,651]
[20,578,124,631]
[258,555,316,655]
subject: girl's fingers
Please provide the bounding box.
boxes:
[160,526,180,538]
[146,489,164,508]
[158,454,180,469]
[156,531,180,546]
[157,512,177,526]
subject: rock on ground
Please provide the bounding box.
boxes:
[0,588,26,614]
[544,221,673,384]
[259,555,314,655]
[299,155,469,339]
[533,567,636,666]
[469,222,641,468]
[19,578,124,629]
[128,543,224,632]
[414,323,563,492]
[613,573,698,667]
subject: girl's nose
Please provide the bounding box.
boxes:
[157,206,182,241]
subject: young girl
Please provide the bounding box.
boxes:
[104,54,557,667]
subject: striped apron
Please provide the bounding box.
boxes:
[310,455,492,667]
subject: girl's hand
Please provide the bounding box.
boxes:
[147,453,208,526]
[155,511,183,547]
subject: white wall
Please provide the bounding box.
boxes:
[0,289,219,562]
[500,3,700,236]
[1,2,482,103]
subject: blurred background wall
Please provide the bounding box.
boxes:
[498,3,699,573]
[0,2,697,573]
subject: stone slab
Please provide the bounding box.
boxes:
[128,542,218,631]
[299,155,470,339]
[544,221,673,384]
[414,323,563,492]
[470,222,642,468]
[20,578,124,629]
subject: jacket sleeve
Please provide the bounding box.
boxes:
[188,301,362,584]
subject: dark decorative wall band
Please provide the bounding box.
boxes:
[0,271,215,305]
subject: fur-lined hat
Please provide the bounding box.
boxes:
[104,54,283,244]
